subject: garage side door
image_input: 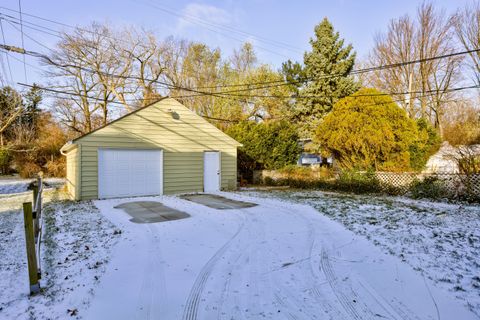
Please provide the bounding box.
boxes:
[204,151,220,192]
[98,149,163,199]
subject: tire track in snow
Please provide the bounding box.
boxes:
[320,249,365,320]
[256,196,417,320]
[222,195,339,319]
[182,211,247,320]
[237,196,384,319]
[320,247,415,320]
[199,194,415,319]
[274,292,301,320]
[216,211,259,320]
[253,199,342,319]
[244,215,268,318]
[216,247,246,319]
[255,200,328,319]
[135,224,167,320]
[216,211,275,320]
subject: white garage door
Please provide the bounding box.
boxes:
[98,149,163,199]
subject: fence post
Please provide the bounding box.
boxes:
[32,181,39,237]
[23,202,40,294]
[32,183,38,210]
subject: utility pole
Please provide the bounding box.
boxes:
[405,72,414,117]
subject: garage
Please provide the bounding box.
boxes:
[60,98,241,200]
[98,149,163,199]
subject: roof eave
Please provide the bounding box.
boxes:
[60,141,77,155]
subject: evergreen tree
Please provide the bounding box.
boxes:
[297,18,358,138]
[315,88,419,171]
[281,59,304,96]
[226,120,299,181]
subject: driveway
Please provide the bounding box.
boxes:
[88,193,476,319]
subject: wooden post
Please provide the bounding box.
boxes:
[32,183,38,209]
[32,182,39,237]
[36,176,42,219]
[23,202,40,294]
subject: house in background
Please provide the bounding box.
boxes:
[61,98,241,200]
[297,139,333,167]
[424,141,480,173]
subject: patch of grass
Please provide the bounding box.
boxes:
[410,176,449,200]
[264,170,382,195]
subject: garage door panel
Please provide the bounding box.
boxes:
[98,149,163,198]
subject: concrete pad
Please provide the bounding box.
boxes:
[180,194,257,210]
[114,201,190,223]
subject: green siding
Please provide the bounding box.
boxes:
[65,98,240,200]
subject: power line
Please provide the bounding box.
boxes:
[17,0,27,83]
[4,49,46,72]
[132,4,287,58]
[20,81,479,106]
[1,41,472,99]
[0,18,13,84]
[4,18,54,52]
[1,16,478,98]
[131,1,291,59]
[18,81,472,126]
[18,82,244,123]
[0,11,298,90]
[182,47,480,92]
[1,10,273,78]
[0,13,63,38]
[3,40,480,102]
[17,81,253,106]
[0,6,74,29]
[133,0,303,53]
[0,13,296,93]
[185,84,480,100]
[2,8,478,93]
[0,5,294,59]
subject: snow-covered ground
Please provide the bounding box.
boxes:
[0,176,65,195]
[0,190,120,320]
[1,190,478,319]
[90,193,475,319]
[240,189,480,317]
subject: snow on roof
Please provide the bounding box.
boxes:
[424,142,480,173]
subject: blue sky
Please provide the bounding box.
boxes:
[0,0,472,89]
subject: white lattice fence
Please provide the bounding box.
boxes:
[376,172,480,198]
[454,173,480,197]
[376,172,418,194]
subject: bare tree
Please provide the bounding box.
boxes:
[367,15,417,117]
[442,98,480,145]
[417,3,462,133]
[453,1,480,86]
[0,86,23,146]
[231,42,257,73]
[44,22,291,131]
[45,23,115,133]
[121,29,170,107]
[366,2,462,133]
[171,42,223,117]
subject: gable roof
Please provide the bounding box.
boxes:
[71,97,168,143]
[70,97,241,147]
